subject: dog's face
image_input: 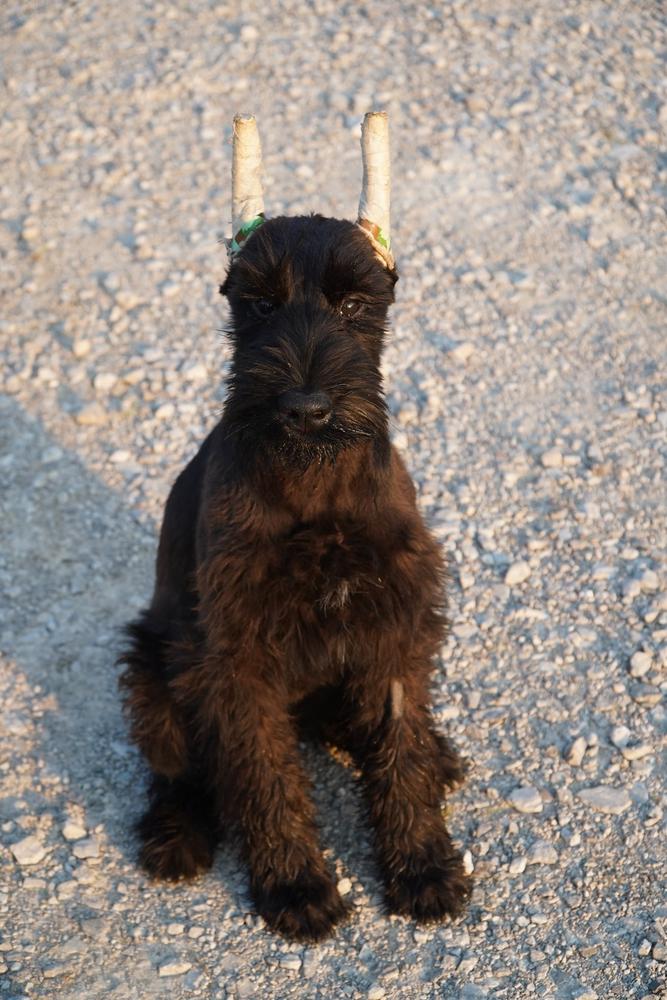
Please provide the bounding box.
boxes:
[220,215,397,467]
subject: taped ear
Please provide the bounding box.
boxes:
[228,115,266,258]
[357,111,395,270]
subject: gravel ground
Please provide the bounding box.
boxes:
[1,2,666,998]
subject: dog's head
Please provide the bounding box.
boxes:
[220,214,397,467]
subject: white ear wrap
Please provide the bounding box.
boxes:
[357,111,395,270]
[229,115,266,258]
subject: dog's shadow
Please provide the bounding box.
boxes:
[0,396,378,911]
[1,396,157,871]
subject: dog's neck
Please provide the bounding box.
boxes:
[242,438,391,525]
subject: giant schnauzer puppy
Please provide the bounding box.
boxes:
[119,115,471,940]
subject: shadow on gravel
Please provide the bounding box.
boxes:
[0,395,382,908]
[0,395,157,869]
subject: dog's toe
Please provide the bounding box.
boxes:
[386,852,472,922]
[254,869,350,941]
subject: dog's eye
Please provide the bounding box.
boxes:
[339,298,363,319]
[251,298,277,318]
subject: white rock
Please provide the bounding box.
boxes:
[155,403,175,420]
[620,742,652,761]
[462,850,474,875]
[449,341,475,363]
[337,877,352,895]
[279,954,302,971]
[541,448,563,468]
[527,840,558,865]
[11,835,47,866]
[629,651,652,677]
[158,959,192,977]
[72,338,91,358]
[62,820,87,842]
[43,963,70,979]
[640,569,660,592]
[465,95,488,115]
[505,561,531,586]
[509,786,543,813]
[115,290,141,310]
[610,725,631,748]
[76,402,107,426]
[509,856,527,874]
[72,837,100,860]
[606,70,626,90]
[576,786,631,815]
[368,986,385,1000]
[183,362,208,382]
[93,372,117,392]
[566,736,587,766]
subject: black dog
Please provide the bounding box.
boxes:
[120,120,471,939]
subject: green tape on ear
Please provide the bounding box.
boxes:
[230,214,266,255]
[375,227,390,251]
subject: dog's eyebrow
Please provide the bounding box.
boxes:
[322,253,374,299]
[236,251,293,301]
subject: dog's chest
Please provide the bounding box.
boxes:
[265,522,384,663]
[279,522,376,608]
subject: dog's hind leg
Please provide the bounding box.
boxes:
[137,773,219,881]
[118,610,190,780]
[119,613,220,879]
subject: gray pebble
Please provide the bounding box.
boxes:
[509,786,543,813]
[527,840,558,865]
[10,835,47,866]
[566,736,587,766]
[576,786,631,815]
[278,954,302,971]
[72,837,100,860]
[505,561,531,586]
[75,402,107,426]
[629,651,653,677]
[541,448,563,468]
[61,820,87,841]
[158,959,192,977]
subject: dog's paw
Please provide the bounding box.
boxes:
[137,803,216,881]
[254,869,350,941]
[433,731,469,790]
[385,851,472,922]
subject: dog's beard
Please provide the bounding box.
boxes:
[271,422,368,471]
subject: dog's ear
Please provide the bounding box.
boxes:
[357,112,395,272]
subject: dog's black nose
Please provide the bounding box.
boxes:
[278,389,333,433]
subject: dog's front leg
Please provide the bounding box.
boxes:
[186,658,348,940]
[351,672,472,922]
